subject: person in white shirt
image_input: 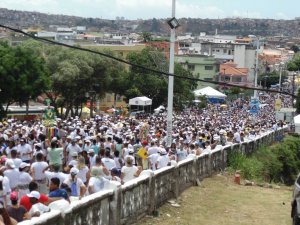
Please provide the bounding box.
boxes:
[0,175,11,207]
[27,191,50,217]
[121,157,142,184]
[88,167,109,194]
[63,167,86,200]
[148,152,159,171]
[156,148,170,170]
[17,139,32,163]
[31,153,49,194]
[124,148,136,165]
[4,159,20,191]
[45,164,68,189]
[101,150,116,171]
[113,150,123,169]
[147,141,159,156]
[76,157,90,185]
[18,162,33,198]
[65,140,81,165]
[88,149,97,168]
[10,149,22,169]
[233,128,241,143]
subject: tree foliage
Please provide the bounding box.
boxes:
[0,41,49,119]
[126,47,198,110]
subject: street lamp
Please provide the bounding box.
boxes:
[278,62,285,90]
[166,0,179,147]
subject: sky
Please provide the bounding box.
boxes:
[0,0,298,20]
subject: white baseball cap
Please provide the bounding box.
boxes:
[27,191,40,199]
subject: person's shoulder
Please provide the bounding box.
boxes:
[39,194,49,202]
[19,205,27,212]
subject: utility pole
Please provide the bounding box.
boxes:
[166,0,176,147]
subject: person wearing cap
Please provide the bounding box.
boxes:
[7,191,30,222]
[27,191,50,217]
[88,149,97,168]
[65,139,81,166]
[17,139,32,163]
[4,159,20,192]
[156,148,169,170]
[20,181,60,211]
[67,152,79,170]
[18,162,32,198]
[124,148,136,166]
[63,167,86,200]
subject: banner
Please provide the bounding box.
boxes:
[275,98,282,111]
[249,98,260,114]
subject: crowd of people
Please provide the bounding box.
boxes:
[0,93,290,224]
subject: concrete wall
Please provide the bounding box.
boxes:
[19,127,287,225]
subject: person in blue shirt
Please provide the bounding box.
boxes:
[49,177,69,202]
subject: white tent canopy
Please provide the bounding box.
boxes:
[294,114,300,134]
[194,86,227,98]
[129,96,152,106]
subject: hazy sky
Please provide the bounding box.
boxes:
[0,0,298,20]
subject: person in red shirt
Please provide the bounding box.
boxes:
[20,182,61,211]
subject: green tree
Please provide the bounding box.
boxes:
[287,54,300,71]
[0,41,49,118]
[126,48,198,110]
[291,45,300,53]
[142,32,152,43]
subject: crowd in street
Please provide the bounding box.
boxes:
[0,93,290,224]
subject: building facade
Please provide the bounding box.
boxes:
[175,55,219,89]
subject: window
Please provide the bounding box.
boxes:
[225,76,230,82]
[223,49,227,53]
[205,66,213,70]
[233,77,242,82]
[188,64,195,71]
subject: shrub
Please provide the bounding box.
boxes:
[253,146,283,183]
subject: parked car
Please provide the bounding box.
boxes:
[291,173,300,225]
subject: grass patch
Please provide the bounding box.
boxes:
[228,136,300,185]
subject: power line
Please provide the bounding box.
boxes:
[0,24,296,98]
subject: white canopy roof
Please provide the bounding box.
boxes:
[194,86,227,98]
[129,96,152,106]
[294,114,300,125]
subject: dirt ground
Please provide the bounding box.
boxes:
[136,174,293,225]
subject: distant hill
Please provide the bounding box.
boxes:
[0,7,299,36]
